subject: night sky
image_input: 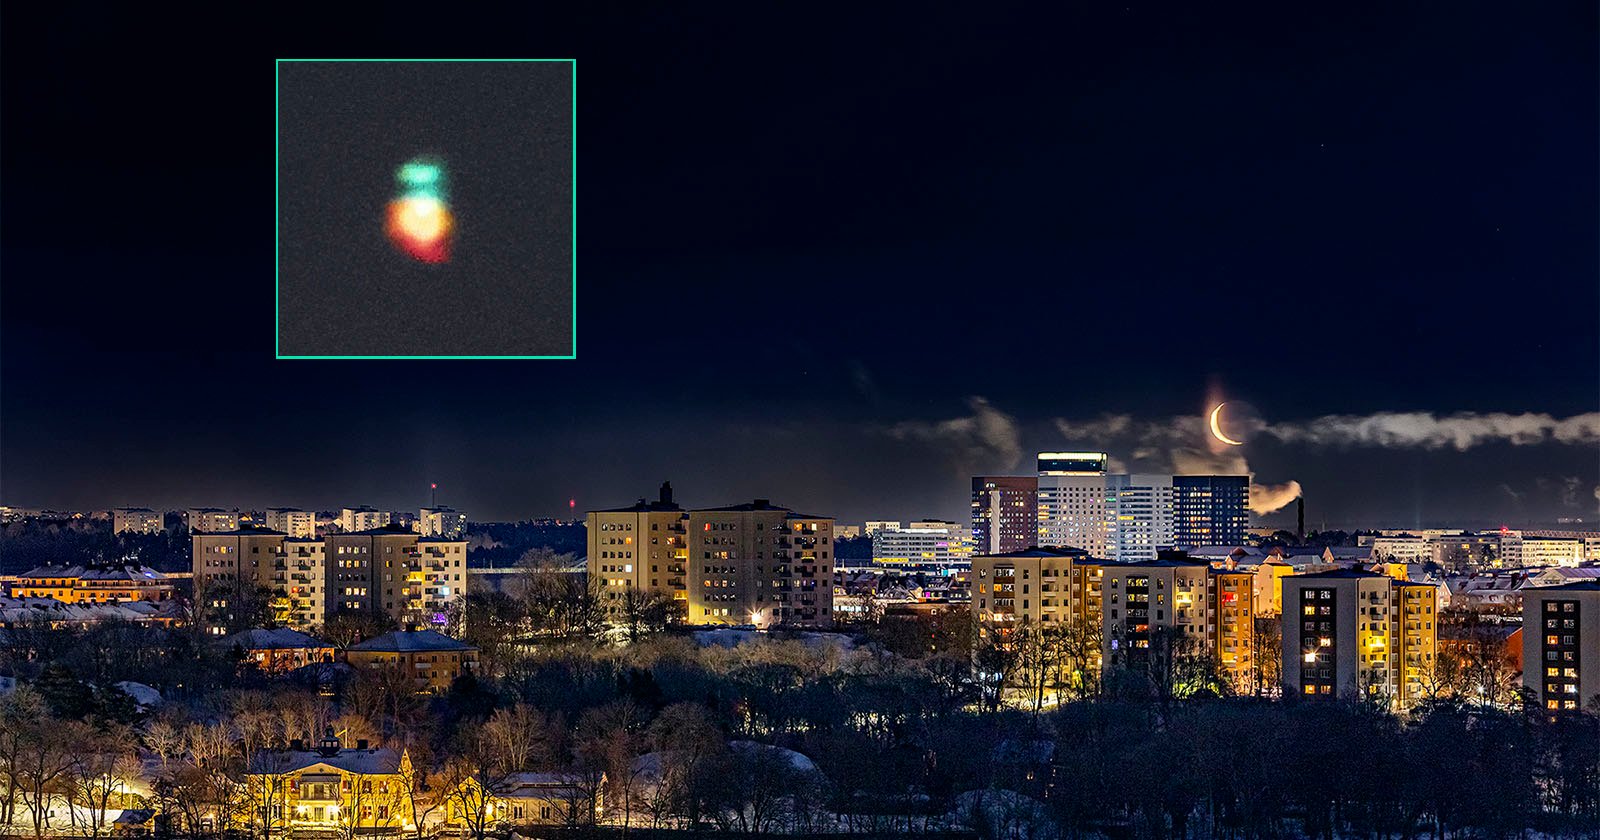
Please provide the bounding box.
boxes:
[2,4,1595,529]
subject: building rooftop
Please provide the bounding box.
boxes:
[226,627,330,650]
[194,525,286,536]
[1291,567,1390,580]
[249,746,402,775]
[346,629,476,653]
[18,564,169,581]
[976,546,1090,559]
[1530,580,1600,593]
[342,523,417,537]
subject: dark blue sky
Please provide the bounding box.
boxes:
[1,3,1595,527]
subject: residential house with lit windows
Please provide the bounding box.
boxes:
[10,564,173,603]
[1521,580,1599,713]
[343,630,478,692]
[445,771,597,829]
[245,732,412,835]
[224,627,336,673]
[1281,568,1438,710]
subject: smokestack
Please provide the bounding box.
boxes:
[660,481,674,506]
[1296,496,1305,543]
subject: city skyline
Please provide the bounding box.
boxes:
[3,4,1596,529]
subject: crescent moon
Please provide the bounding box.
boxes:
[1209,403,1244,446]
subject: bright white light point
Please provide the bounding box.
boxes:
[398,197,445,239]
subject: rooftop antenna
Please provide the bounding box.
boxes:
[430,483,437,508]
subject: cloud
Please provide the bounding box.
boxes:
[888,396,1022,473]
[1263,411,1600,450]
[1250,481,1303,515]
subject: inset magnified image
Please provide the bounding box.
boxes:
[276,59,574,359]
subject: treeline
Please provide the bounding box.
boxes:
[4,619,1597,839]
[0,519,191,574]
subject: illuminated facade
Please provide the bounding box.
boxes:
[686,499,835,628]
[193,527,296,635]
[187,507,240,533]
[339,506,392,533]
[871,520,970,567]
[1104,475,1174,562]
[1521,581,1599,713]
[586,482,689,614]
[112,507,164,534]
[971,476,1039,554]
[1037,475,1108,556]
[343,630,478,692]
[325,526,466,629]
[1210,568,1257,691]
[1099,556,1212,670]
[1171,475,1249,549]
[971,547,1093,641]
[11,564,174,603]
[418,506,468,539]
[245,733,412,834]
[1281,569,1439,710]
[265,507,317,538]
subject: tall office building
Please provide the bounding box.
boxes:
[265,507,317,538]
[971,476,1039,554]
[587,482,689,614]
[1171,475,1250,549]
[1282,569,1438,710]
[687,499,834,628]
[113,507,164,535]
[1105,474,1174,562]
[1037,452,1110,556]
[419,506,469,539]
[1522,581,1599,713]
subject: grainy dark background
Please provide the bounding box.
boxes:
[277,61,573,357]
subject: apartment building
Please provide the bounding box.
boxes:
[265,507,317,538]
[325,525,467,629]
[419,506,469,539]
[339,506,392,533]
[1100,555,1212,670]
[192,526,296,635]
[586,482,689,614]
[1104,474,1174,562]
[11,564,174,603]
[971,547,1095,642]
[1521,581,1600,713]
[871,520,970,567]
[112,507,164,534]
[1282,568,1439,709]
[687,499,835,628]
[187,507,240,533]
[1210,568,1257,691]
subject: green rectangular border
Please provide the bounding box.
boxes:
[275,58,577,360]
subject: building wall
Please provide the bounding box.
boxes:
[1171,475,1249,549]
[685,506,834,628]
[971,476,1039,555]
[113,508,164,534]
[1036,475,1108,556]
[1105,475,1174,562]
[587,509,689,612]
[1282,574,1440,710]
[1522,586,1600,713]
[266,508,317,538]
[187,508,240,533]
